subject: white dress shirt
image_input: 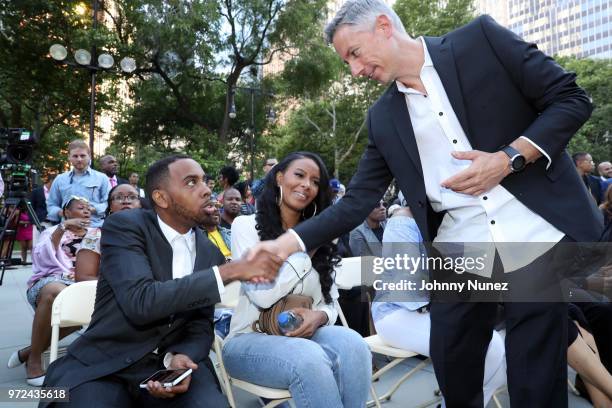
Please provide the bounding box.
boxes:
[393,38,564,273]
[156,215,225,366]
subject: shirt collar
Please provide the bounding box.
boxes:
[69,167,91,177]
[157,215,195,250]
[395,37,433,95]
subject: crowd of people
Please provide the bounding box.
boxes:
[2,0,612,407]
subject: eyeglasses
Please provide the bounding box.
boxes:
[111,194,139,203]
[265,162,277,167]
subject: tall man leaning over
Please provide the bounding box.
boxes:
[250,1,603,406]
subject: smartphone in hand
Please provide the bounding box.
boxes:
[139,368,193,389]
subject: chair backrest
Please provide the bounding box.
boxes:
[50,280,98,328]
[219,281,241,309]
[334,256,363,290]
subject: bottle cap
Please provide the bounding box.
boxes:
[278,312,290,325]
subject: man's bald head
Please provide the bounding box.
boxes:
[598,161,612,179]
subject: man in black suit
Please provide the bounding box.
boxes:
[573,152,604,204]
[30,172,56,225]
[250,1,603,407]
[99,155,129,188]
[42,155,282,407]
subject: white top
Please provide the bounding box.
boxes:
[227,214,338,340]
[157,215,224,292]
[392,37,564,274]
[156,215,224,367]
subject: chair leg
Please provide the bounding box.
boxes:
[567,378,580,396]
[262,398,292,408]
[492,385,507,408]
[49,324,60,363]
[212,336,237,408]
[367,383,382,408]
[377,358,430,401]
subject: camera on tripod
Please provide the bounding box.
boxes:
[0,128,42,284]
[0,128,38,198]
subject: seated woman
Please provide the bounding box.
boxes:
[75,184,142,281]
[223,152,372,408]
[7,197,95,386]
[372,204,507,406]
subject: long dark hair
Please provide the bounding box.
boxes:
[255,151,340,303]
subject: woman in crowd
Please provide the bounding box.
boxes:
[15,201,33,263]
[372,203,507,406]
[224,151,372,407]
[235,180,255,215]
[7,197,94,386]
[74,184,142,281]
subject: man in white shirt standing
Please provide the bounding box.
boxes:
[42,155,282,408]
[249,1,603,407]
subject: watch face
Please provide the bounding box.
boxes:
[512,155,526,171]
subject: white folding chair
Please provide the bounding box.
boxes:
[335,257,441,408]
[49,280,98,364]
[213,281,292,408]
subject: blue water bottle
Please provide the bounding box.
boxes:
[277,311,303,335]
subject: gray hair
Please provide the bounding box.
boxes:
[324,0,406,44]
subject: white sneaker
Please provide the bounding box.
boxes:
[7,350,24,369]
[26,375,45,387]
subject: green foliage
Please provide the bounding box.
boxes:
[0,1,97,134]
[393,0,475,37]
[557,57,612,163]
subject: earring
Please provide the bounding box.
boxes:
[277,186,283,207]
[302,202,317,218]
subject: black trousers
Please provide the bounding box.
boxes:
[51,354,227,408]
[429,240,570,408]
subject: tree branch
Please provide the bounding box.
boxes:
[338,116,367,164]
[303,114,322,133]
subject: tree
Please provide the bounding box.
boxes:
[393,0,475,37]
[0,0,104,149]
[102,0,327,149]
[557,57,612,164]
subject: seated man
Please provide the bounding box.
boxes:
[349,199,387,257]
[219,187,242,229]
[201,199,232,262]
[42,155,282,408]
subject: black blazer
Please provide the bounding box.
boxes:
[43,209,225,394]
[30,186,47,222]
[295,15,603,247]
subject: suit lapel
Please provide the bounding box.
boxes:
[147,211,173,281]
[193,227,207,273]
[388,88,424,177]
[424,36,471,143]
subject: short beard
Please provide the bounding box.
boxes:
[170,196,206,227]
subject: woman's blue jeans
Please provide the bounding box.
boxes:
[222,325,372,408]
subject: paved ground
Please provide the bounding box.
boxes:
[0,260,592,407]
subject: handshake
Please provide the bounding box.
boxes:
[217,246,279,284]
[217,234,303,284]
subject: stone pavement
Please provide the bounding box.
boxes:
[0,261,592,407]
